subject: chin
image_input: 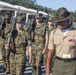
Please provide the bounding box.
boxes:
[58,26,62,29]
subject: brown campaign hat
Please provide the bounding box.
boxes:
[52,7,73,23]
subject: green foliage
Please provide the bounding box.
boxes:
[0,0,75,21]
[73,13,76,22]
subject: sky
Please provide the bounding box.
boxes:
[36,0,76,12]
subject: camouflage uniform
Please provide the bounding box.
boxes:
[31,22,48,75]
[9,16,31,75]
[0,22,11,73]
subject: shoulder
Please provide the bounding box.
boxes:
[24,25,29,31]
[40,23,47,29]
[42,23,46,26]
[5,24,11,30]
[49,29,57,36]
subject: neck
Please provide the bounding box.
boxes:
[37,22,41,25]
[17,28,23,32]
[63,24,70,30]
[49,24,53,27]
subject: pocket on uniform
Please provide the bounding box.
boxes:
[54,39,61,45]
[54,35,61,45]
[67,39,76,46]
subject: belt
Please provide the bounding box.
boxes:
[56,56,76,62]
[15,53,25,54]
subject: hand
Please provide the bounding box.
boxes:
[5,44,10,50]
[42,48,46,54]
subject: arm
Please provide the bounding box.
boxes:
[28,45,32,64]
[28,40,32,64]
[5,30,16,51]
[42,26,49,54]
[46,30,55,75]
[46,50,54,75]
[5,37,15,51]
[27,28,32,64]
[42,33,49,54]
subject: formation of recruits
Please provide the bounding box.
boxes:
[0,10,54,75]
[0,7,76,75]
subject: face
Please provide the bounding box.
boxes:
[5,18,10,24]
[48,21,53,26]
[57,19,70,30]
[36,17,42,23]
[16,22,24,30]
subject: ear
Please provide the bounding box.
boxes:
[66,19,70,23]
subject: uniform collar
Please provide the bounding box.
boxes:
[54,28,62,35]
[54,26,76,36]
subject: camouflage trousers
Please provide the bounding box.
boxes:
[9,48,26,75]
[1,45,10,72]
[31,43,44,75]
[44,50,48,69]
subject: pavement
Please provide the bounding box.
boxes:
[0,49,53,75]
[0,62,53,75]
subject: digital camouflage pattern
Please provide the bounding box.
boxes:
[9,25,31,75]
[0,23,11,72]
[31,23,47,75]
[46,25,55,35]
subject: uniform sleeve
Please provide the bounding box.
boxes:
[0,29,3,37]
[7,33,16,52]
[28,40,32,46]
[24,25,32,46]
[48,31,55,50]
[26,31,32,46]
